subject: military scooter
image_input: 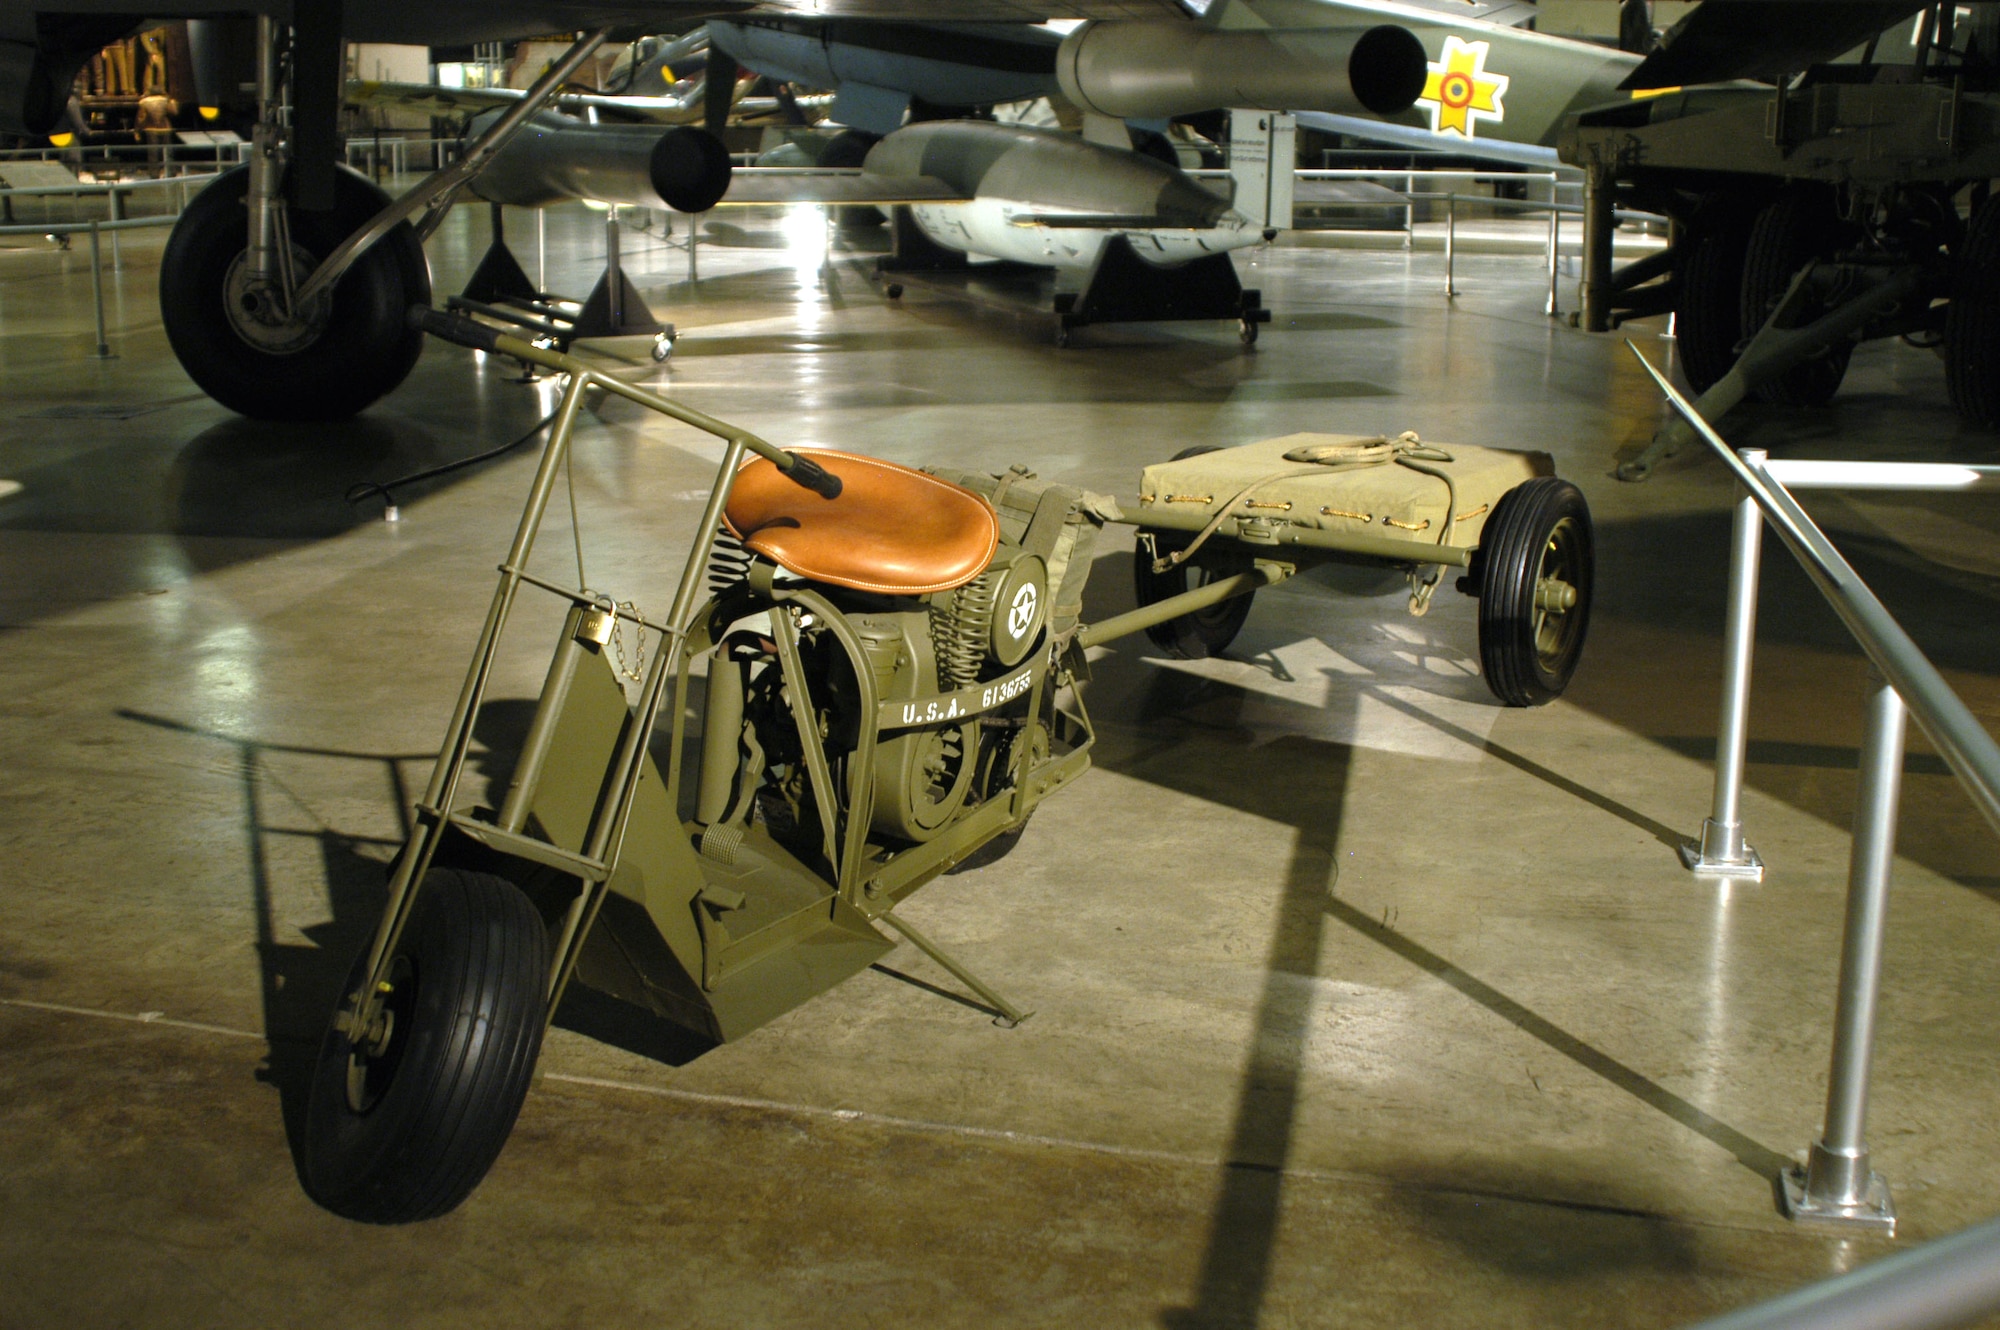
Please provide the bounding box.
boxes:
[301,308,1593,1224]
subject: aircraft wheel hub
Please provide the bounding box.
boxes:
[223,246,332,355]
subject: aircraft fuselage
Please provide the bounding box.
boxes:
[865,120,1261,271]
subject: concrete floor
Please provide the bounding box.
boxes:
[2,190,1999,1329]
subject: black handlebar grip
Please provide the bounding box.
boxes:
[784,452,843,500]
[406,305,504,354]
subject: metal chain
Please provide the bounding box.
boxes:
[607,600,646,683]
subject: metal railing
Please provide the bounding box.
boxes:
[1186,165,1664,315]
[0,140,248,172]
[0,172,216,358]
[1190,165,1567,238]
[0,169,214,229]
[1633,346,2000,1244]
[1684,1211,2000,1330]
[1428,192,1662,316]
[344,135,465,178]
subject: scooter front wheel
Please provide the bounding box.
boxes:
[301,868,548,1224]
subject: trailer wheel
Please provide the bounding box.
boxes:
[301,868,548,1224]
[1947,194,2000,428]
[1740,186,1855,406]
[1476,477,1593,707]
[1133,447,1255,659]
[1674,208,1752,393]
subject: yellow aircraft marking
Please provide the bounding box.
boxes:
[1418,35,1510,139]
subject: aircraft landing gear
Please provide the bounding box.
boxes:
[158,15,429,420]
[159,18,618,421]
[161,166,430,420]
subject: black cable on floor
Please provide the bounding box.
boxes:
[344,406,561,519]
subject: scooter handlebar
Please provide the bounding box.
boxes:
[407,305,840,500]
[781,452,843,500]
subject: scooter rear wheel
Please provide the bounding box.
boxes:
[301,868,548,1224]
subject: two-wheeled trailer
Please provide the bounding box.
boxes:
[301,309,1594,1222]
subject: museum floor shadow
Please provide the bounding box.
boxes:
[114,695,725,1179]
[0,381,560,624]
[1074,643,1793,1329]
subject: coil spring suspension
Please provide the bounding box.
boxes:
[931,569,1000,690]
[707,529,753,595]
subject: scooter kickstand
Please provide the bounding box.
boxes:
[879,911,1033,1028]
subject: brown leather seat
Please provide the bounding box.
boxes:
[724,449,999,596]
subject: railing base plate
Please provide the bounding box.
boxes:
[1780,1164,1896,1235]
[1678,835,1765,881]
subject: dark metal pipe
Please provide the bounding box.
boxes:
[1075,562,1290,650]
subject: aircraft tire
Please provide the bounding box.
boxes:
[1132,447,1255,660]
[1739,185,1855,407]
[301,868,547,1225]
[1476,477,1593,708]
[1947,193,2000,429]
[1673,208,1751,393]
[160,165,430,421]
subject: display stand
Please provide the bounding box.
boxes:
[449,204,675,360]
[876,208,1269,348]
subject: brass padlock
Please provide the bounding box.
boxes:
[577,605,616,646]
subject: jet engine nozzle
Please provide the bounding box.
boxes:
[471,114,733,214]
[1056,21,1428,121]
[649,126,734,213]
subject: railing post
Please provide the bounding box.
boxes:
[1444,192,1457,298]
[1683,449,1768,879]
[87,220,112,359]
[1782,667,1905,1234]
[1545,204,1562,317]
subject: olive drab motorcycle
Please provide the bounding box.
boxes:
[300,308,1594,1224]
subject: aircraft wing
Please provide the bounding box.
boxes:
[1361,0,1541,27]
[718,168,971,206]
[346,80,522,119]
[1294,110,1560,167]
[346,77,822,126]
[348,78,713,122]
[1620,0,1930,89]
[319,1,1196,45]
